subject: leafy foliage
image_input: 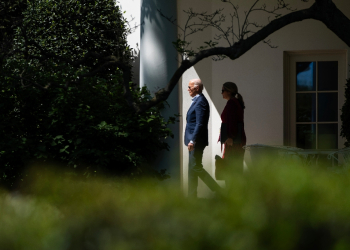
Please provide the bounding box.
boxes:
[2,161,350,249]
[340,78,350,147]
[0,80,174,187]
[0,0,27,64]
[0,0,175,189]
[4,0,131,89]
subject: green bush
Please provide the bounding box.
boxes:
[1,160,350,250]
[0,0,175,188]
[0,80,174,187]
[0,0,27,67]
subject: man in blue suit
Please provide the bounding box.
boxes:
[185,79,222,198]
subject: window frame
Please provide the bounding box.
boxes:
[283,50,347,149]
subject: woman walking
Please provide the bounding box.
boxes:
[219,82,246,186]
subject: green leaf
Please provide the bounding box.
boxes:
[54,135,64,140]
[59,145,70,153]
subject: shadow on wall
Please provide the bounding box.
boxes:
[140,0,178,93]
[131,49,140,86]
[140,0,163,37]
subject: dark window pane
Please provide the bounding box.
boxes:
[297,124,316,149]
[296,62,316,91]
[318,61,338,91]
[318,93,338,122]
[296,93,316,122]
[318,124,338,149]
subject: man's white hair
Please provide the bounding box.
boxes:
[190,79,203,92]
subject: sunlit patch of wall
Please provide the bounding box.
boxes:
[118,0,141,86]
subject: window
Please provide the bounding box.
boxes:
[284,51,347,149]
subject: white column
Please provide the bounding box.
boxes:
[140,0,180,183]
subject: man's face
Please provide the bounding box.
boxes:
[188,81,199,97]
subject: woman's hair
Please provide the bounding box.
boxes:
[223,82,245,109]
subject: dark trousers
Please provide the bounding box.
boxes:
[188,144,222,198]
[223,145,245,189]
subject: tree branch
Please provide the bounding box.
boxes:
[136,0,350,113]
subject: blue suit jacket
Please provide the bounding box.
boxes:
[184,93,210,147]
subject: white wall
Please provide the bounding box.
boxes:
[118,0,141,52]
[179,0,350,197]
[117,0,141,85]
